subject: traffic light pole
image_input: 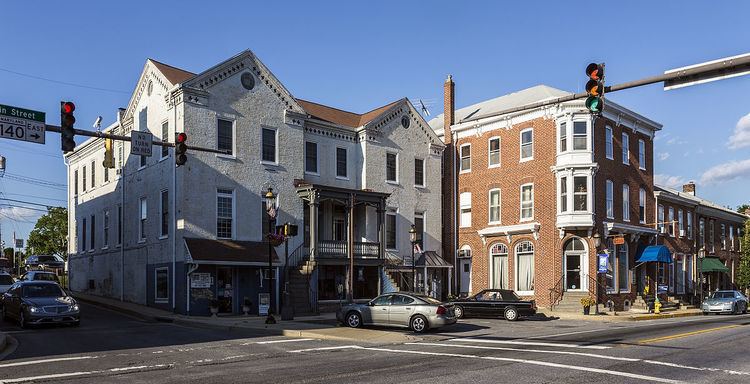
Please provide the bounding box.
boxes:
[460,53,750,123]
[45,124,230,155]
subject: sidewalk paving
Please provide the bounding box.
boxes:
[539,307,703,322]
[73,292,421,344]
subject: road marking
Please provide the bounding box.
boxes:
[638,324,743,344]
[0,355,101,368]
[249,338,315,345]
[0,364,171,384]
[288,345,362,353]
[409,342,750,376]
[353,346,684,383]
[450,338,611,350]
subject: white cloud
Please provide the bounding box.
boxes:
[657,152,670,161]
[0,206,43,222]
[728,112,750,150]
[700,158,750,185]
[654,173,687,189]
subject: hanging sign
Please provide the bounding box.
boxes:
[597,253,609,273]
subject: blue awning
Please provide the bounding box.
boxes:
[635,245,673,263]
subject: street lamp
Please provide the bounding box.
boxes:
[698,247,705,305]
[409,224,417,293]
[264,187,277,324]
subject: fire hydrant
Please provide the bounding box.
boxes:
[654,297,662,314]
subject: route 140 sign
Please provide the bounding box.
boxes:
[0,104,46,145]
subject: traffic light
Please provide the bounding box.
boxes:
[60,101,76,152]
[585,63,605,114]
[175,132,187,166]
[103,138,115,168]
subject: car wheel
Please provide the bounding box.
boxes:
[504,306,519,321]
[345,311,362,328]
[410,315,428,333]
[454,306,464,319]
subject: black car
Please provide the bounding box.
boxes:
[24,255,65,270]
[449,289,536,321]
[1,281,80,328]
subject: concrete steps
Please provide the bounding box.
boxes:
[551,292,589,313]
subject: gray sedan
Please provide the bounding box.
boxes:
[702,290,748,315]
[337,293,456,333]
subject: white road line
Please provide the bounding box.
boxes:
[450,338,611,350]
[410,342,750,376]
[251,338,315,345]
[0,355,101,368]
[288,345,362,353]
[358,346,684,383]
[526,316,731,340]
[0,364,171,384]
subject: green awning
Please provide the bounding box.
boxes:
[700,257,730,273]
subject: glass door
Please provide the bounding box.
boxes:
[565,254,581,290]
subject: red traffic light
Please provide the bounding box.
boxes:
[62,101,75,114]
[176,132,187,143]
[586,63,602,80]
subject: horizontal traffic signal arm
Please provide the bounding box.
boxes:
[45,124,230,155]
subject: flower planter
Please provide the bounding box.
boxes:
[583,306,591,315]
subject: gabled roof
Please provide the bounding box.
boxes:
[428,85,569,134]
[148,59,195,85]
[655,184,749,221]
[296,98,403,128]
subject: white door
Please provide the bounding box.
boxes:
[460,259,471,294]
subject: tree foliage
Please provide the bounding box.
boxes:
[737,220,750,292]
[738,204,750,215]
[27,207,68,260]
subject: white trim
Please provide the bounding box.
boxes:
[605,180,614,219]
[488,136,501,168]
[386,152,399,184]
[154,267,169,303]
[638,139,646,170]
[621,132,630,165]
[414,157,426,188]
[260,126,279,165]
[520,128,534,162]
[520,183,534,221]
[139,196,147,242]
[605,125,614,160]
[304,140,319,175]
[216,188,235,240]
[488,188,501,225]
[459,143,471,173]
[478,222,541,238]
[335,146,348,179]
[604,221,658,235]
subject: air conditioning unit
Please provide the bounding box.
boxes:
[679,229,686,237]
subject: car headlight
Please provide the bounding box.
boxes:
[71,304,79,312]
[29,306,42,313]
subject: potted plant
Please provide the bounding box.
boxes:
[580,296,596,315]
[267,232,285,247]
[242,297,252,316]
[209,299,219,317]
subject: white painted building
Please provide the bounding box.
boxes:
[66,50,443,315]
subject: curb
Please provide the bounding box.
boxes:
[72,295,161,323]
[629,311,702,321]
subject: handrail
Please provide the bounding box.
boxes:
[548,275,564,310]
[288,243,308,268]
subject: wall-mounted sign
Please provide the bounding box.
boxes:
[190,273,211,288]
[613,236,625,245]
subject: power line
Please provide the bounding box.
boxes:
[0,193,65,203]
[0,204,49,213]
[0,66,129,94]
[0,198,62,209]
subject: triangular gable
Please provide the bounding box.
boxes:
[365,98,444,148]
[150,59,194,84]
[123,59,193,124]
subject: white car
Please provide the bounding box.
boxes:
[0,273,14,295]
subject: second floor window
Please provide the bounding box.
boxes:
[606,180,614,218]
[638,139,646,170]
[386,153,398,182]
[574,177,587,212]
[74,170,79,195]
[605,126,613,159]
[721,223,726,249]
[460,144,471,172]
[658,205,665,233]
[520,184,533,220]
[91,160,96,188]
[83,166,87,192]
[687,212,693,239]
[460,192,471,227]
[386,212,397,249]
[218,119,233,155]
[414,158,424,187]
[709,220,715,252]
[305,142,318,174]
[622,132,630,165]
[623,185,630,221]
[161,190,169,238]
[261,128,276,163]
[678,209,684,236]
[489,189,501,224]
[489,137,501,167]
[573,121,587,150]
[103,210,109,247]
[560,177,568,213]
[668,207,674,236]
[639,188,646,223]
[161,121,170,158]
[699,218,705,249]
[139,197,147,241]
[559,122,567,152]
[336,148,347,178]
[217,189,233,239]
[520,129,533,161]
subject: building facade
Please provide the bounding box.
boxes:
[67,50,443,316]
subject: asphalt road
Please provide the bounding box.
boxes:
[1,304,749,383]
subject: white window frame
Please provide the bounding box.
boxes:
[459,192,472,228]
[154,267,169,303]
[139,197,147,242]
[488,188,501,225]
[622,132,630,165]
[520,183,534,221]
[414,157,425,188]
[687,212,693,239]
[559,176,568,213]
[515,241,535,296]
[668,207,675,237]
[678,209,684,237]
[638,139,646,170]
[658,204,665,233]
[572,120,588,151]
[103,209,110,249]
[305,141,319,175]
[605,126,613,160]
[558,122,567,153]
[488,137,501,168]
[216,118,236,158]
[639,188,646,224]
[216,188,235,240]
[335,147,348,180]
[160,120,170,160]
[260,126,278,165]
[386,152,399,184]
[606,180,614,219]
[459,143,471,173]
[622,184,630,222]
[520,128,534,162]
[573,176,588,212]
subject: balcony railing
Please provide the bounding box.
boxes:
[318,240,380,258]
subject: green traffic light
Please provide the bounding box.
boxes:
[585,96,603,113]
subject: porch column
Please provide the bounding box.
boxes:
[308,192,319,262]
[347,194,355,301]
[377,205,385,260]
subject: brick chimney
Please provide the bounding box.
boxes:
[443,75,455,145]
[682,182,696,196]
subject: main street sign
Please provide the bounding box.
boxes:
[130,131,153,157]
[0,104,46,144]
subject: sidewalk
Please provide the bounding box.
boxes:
[539,307,703,322]
[73,292,421,344]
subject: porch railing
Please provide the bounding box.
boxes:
[548,275,564,310]
[318,240,380,258]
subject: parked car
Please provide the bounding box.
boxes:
[337,293,456,333]
[1,281,80,327]
[0,273,14,294]
[20,270,60,283]
[702,290,748,315]
[24,255,65,270]
[449,289,537,321]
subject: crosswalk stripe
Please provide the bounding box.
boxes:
[449,338,611,349]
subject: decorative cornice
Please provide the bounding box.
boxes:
[477,222,541,245]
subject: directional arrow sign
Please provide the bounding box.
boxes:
[0,104,46,145]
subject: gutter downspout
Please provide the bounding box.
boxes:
[172,95,178,312]
[453,131,458,294]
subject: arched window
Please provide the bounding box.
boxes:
[515,241,534,293]
[564,238,585,252]
[490,243,508,289]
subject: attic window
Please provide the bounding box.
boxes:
[241,72,255,90]
[401,116,410,129]
[147,80,153,96]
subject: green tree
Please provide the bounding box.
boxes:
[737,220,750,293]
[27,207,68,260]
[738,204,750,215]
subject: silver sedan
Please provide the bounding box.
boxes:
[337,293,456,333]
[702,290,748,315]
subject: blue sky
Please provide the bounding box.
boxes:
[1,0,749,248]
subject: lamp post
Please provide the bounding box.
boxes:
[592,232,601,314]
[409,224,417,293]
[698,247,705,305]
[264,187,277,325]
[280,222,298,321]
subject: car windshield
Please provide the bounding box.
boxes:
[34,273,58,281]
[36,256,57,263]
[22,284,65,298]
[712,291,735,299]
[0,275,13,285]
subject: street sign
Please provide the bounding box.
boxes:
[130,131,153,156]
[0,104,46,145]
[597,254,609,273]
[14,239,23,249]
[613,236,625,245]
[259,293,270,316]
